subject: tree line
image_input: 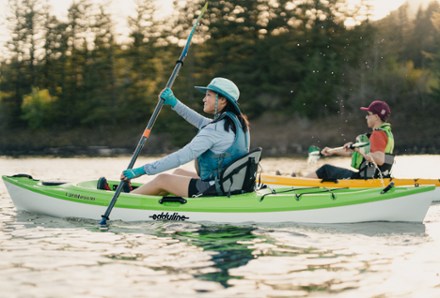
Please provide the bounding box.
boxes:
[1,0,439,155]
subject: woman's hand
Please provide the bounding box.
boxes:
[160,88,178,107]
[121,166,146,180]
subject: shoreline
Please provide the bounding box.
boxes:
[1,114,438,157]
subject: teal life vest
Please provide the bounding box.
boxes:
[351,123,395,178]
[196,112,250,183]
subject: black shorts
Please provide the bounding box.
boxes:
[188,179,218,197]
[316,164,358,181]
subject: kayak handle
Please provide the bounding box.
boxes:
[159,197,188,204]
[41,181,67,186]
[381,182,395,194]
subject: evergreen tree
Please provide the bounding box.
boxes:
[3,0,46,126]
[80,4,118,126]
[428,9,440,112]
[193,0,268,117]
[40,13,68,103]
[405,1,440,68]
[0,0,438,154]
[56,0,93,127]
[122,0,164,124]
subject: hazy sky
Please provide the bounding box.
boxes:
[0,0,433,50]
[0,0,173,48]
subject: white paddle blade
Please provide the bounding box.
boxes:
[307,151,321,165]
[307,154,320,165]
[307,145,321,165]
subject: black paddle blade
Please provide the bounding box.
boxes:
[99,215,110,231]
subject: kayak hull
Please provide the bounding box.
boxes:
[261,174,440,202]
[2,175,435,224]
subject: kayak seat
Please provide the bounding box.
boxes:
[219,147,263,197]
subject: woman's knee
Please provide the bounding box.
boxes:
[153,173,173,185]
[172,168,186,175]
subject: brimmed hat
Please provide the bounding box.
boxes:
[360,100,391,121]
[195,77,241,113]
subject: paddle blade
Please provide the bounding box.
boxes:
[307,145,321,165]
[99,215,110,231]
[308,145,319,152]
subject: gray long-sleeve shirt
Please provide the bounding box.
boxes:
[142,101,235,175]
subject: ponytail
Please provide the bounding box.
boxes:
[220,100,249,133]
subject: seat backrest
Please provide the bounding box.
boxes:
[220,147,262,196]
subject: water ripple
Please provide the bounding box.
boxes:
[1,156,440,297]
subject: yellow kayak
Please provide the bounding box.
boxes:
[260,174,440,202]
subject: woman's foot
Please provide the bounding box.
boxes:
[97,177,111,190]
[97,177,132,192]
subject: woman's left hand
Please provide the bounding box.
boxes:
[121,166,146,180]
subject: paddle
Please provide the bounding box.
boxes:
[307,141,369,165]
[99,2,208,229]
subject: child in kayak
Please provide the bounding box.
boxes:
[305,100,394,181]
[99,78,250,197]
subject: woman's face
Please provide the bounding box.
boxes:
[203,90,226,114]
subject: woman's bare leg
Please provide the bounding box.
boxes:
[172,168,199,178]
[131,173,192,197]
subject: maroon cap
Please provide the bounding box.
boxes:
[360,100,391,121]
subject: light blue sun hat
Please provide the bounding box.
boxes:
[195,77,241,113]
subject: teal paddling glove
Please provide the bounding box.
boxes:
[160,88,178,107]
[123,166,146,180]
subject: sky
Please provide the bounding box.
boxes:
[0,0,434,51]
[0,0,173,49]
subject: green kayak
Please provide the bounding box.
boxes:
[2,174,435,224]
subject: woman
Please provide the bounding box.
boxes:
[116,77,250,197]
[306,100,394,180]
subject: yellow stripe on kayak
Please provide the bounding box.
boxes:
[260,174,440,188]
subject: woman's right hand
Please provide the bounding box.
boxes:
[160,88,178,107]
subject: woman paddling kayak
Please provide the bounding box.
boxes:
[99,77,250,197]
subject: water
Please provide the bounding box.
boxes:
[1,155,440,298]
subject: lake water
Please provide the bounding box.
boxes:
[1,155,440,298]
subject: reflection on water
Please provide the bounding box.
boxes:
[1,203,439,297]
[287,221,427,237]
[1,156,440,297]
[6,208,434,297]
[172,225,258,287]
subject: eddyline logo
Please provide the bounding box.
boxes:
[149,212,189,221]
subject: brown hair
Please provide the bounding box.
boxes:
[220,99,249,133]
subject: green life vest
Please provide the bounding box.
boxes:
[350,123,395,178]
[351,134,371,169]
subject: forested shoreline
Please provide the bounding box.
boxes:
[1,0,440,157]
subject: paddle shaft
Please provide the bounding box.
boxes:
[328,142,368,153]
[326,145,345,154]
[100,3,208,227]
[308,142,369,166]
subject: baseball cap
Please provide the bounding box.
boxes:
[360,100,391,121]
